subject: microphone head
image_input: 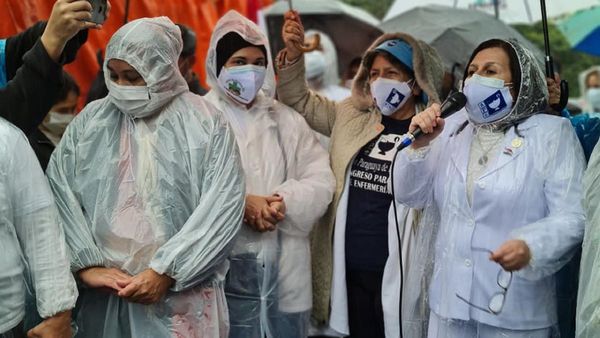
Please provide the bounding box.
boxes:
[440,92,467,118]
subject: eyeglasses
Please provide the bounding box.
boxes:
[455,247,513,315]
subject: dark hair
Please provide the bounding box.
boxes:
[586,70,600,88]
[215,32,267,76]
[56,72,80,104]
[345,56,362,78]
[176,24,197,58]
[462,39,521,98]
[367,50,415,80]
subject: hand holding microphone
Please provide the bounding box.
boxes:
[401,92,467,149]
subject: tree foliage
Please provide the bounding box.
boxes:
[513,21,600,97]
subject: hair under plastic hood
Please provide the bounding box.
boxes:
[206,10,276,101]
[104,17,189,117]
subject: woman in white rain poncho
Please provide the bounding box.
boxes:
[46,17,245,338]
[303,30,351,101]
[204,11,335,338]
[393,38,586,337]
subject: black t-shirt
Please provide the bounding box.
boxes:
[345,115,411,272]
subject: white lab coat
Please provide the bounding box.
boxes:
[323,169,431,338]
[393,110,585,332]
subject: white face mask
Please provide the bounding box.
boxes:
[108,81,152,118]
[43,111,74,136]
[463,74,514,125]
[305,50,327,80]
[217,65,266,105]
[587,88,600,112]
[371,77,413,116]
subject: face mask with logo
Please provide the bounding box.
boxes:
[108,81,152,118]
[463,74,514,125]
[371,77,413,116]
[218,65,266,105]
[587,88,600,112]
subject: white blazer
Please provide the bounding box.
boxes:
[393,111,586,330]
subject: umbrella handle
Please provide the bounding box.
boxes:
[295,33,320,53]
[551,80,569,112]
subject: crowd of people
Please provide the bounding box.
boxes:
[1,1,600,338]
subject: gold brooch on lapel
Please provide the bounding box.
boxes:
[511,138,523,148]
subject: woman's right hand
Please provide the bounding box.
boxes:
[409,103,445,148]
[41,0,100,62]
[244,194,283,232]
[282,10,305,62]
[78,267,131,292]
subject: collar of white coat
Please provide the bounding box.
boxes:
[446,110,539,182]
[205,10,276,102]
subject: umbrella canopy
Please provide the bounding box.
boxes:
[259,0,383,77]
[558,6,600,57]
[380,5,543,77]
[384,0,600,24]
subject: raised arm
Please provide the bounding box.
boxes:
[276,11,339,136]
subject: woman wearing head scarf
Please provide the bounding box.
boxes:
[392,38,585,337]
[280,11,444,338]
[204,11,335,338]
[46,17,245,338]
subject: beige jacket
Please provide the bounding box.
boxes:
[276,32,444,324]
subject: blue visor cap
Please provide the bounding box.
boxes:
[374,39,413,72]
[374,39,429,104]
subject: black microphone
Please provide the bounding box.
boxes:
[398,92,467,149]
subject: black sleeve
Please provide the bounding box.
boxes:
[0,40,63,134]
[5,21,88,80]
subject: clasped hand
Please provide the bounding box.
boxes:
[78,267,173,305]
[244,194,287,232]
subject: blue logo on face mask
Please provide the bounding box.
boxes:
[478,90,507,118]
[386,88,405,109]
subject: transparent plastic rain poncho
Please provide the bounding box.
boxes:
[0,120,77,335]
[304,30,350,101]
[577,104,600,336]
[204,10,335,338]
[45,17,245,338]
[392,39,586,337]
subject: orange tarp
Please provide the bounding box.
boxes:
[0,0,273,107]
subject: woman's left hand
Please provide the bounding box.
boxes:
[491,239,532,271]
[117,269,174,304]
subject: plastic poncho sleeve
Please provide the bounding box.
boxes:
[149,116,245,291]
[276,54,339,137]
[577,131,600,336]
[46,110,106,272]
[509,118,585,280]
[272,112,335,237]
[9,130,77,318]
